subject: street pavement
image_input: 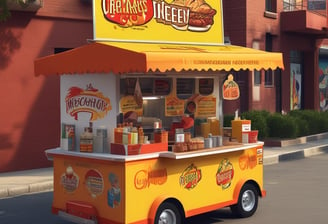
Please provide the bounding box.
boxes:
[1,136,328,199]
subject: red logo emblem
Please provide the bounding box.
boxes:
[102,0,154,27]
[65,84,112,121]
[179,164,202,190]
[216,159,234,189]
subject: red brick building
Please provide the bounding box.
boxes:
[1,0,327,172]
[222,0,328,114]
[0,0,93,172]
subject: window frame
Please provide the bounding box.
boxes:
[264,33,275,87]
[264,70,274,87]
[254,70,261,86]
[265,0,277,13]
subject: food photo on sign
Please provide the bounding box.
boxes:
[222,74,240,100]
[169,0,217,31]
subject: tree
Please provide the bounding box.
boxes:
[0,0,36,21]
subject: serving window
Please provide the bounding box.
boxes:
[120,78,137,95]
[121,77,214,97]
[199,78,214,95]
[120,77,171,96]
[176,78,195,99]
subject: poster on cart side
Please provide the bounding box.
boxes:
[60,74,118,152]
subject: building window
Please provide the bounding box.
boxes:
[265,33,274,87]
[265,70,274,86]
[54,48,72,54]
[199,78,214,95]
[265,0,277,13]
[252,40,261,86]
[265,33,273,52]
[283,0,296,11]
[176,78,195,99]
[308,0,326,10]
[254,70,261,85]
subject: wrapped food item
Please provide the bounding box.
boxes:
[172,0,217,30]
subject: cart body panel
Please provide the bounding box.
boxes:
[47,142,264,224]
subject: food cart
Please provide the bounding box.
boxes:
[34,1,284,224]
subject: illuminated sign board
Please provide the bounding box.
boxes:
[93,0,224,45]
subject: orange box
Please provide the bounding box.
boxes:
[231,120,251,143]
[114,128,123,144]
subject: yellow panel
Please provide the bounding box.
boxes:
[93,0,224,45]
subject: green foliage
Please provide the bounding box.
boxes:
[0,0,36,22]
[267,113,297,138]
[224,109,328,140]
[223,114,234,127]
[293,116,309,137]
[289,110,326,135]
[319,111,328,132]
[0,0,11,22]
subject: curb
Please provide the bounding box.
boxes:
[264,132,328,147]
[263,144,328,165]
[0,181,53,198]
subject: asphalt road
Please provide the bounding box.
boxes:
[0,154,327,224]
[187,153,328,224]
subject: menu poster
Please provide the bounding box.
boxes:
[165,94,185,116]
[195,95,216,117]
[120,95,143,116]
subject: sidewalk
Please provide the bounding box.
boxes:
[1,137,328,199]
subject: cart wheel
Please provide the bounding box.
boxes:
[154,202,182,224]
[231,183,258,218]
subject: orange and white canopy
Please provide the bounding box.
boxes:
[34,42,284,76]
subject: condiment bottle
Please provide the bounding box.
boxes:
[138,127,144,144]
[80,127,93,152]
[131,127,138,144]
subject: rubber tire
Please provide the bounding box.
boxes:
[154,202,182,224]
[231,183,259,218]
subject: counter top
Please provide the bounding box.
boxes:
[45,142,264,162]
[160,142,263,159]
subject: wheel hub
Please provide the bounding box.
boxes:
[159,209,177,224]
[241,189,255,212]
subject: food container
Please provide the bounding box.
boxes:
[175,128,184,142]
[248,130,258,143]
[154,130,168,143]
[172,143,188,152]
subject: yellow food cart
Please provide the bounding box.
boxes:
[34,1,284,223]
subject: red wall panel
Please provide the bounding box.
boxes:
[0,0,92,172]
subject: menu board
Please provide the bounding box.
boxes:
[119,95,143,116]
[195,95,216,117]
[165,94,185,116]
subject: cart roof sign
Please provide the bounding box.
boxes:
[93,0,224,45]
